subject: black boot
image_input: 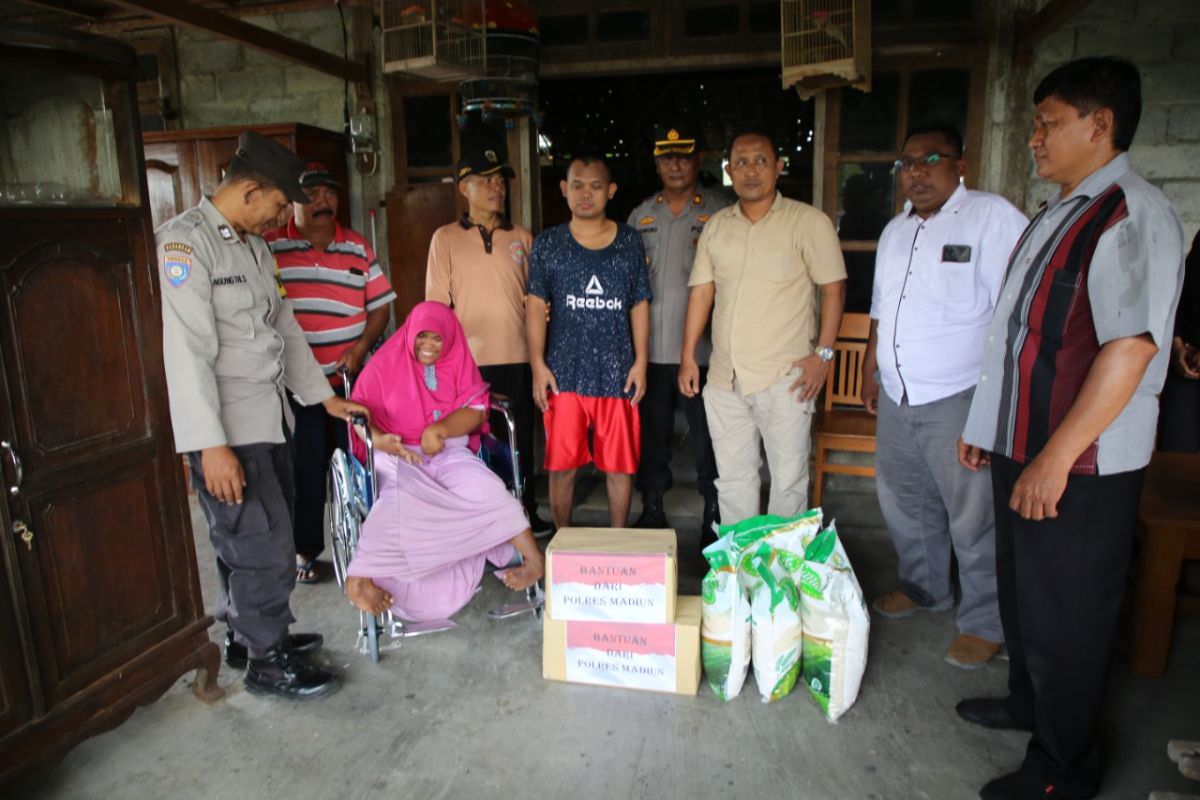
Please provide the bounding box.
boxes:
[634,491,668,529]
[244,645,341,701]
[225,629,324,670]
[700,497,720,549]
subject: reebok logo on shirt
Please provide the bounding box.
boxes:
[567,274,623,311]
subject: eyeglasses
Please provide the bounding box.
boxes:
[893,152,957,173]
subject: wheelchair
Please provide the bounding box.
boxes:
[326,368,544,662]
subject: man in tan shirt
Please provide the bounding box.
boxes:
[426,147,548,532]
[679,130,846,524]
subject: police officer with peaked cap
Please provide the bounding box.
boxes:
[156,131,369,700]
[627,123,729,543]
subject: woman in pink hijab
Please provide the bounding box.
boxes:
[344,301,544,621]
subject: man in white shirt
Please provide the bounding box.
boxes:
[862,122,1028,669]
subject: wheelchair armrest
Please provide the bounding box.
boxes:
[490,396,511,412]
[350,413,369,429]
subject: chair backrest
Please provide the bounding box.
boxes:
[824,312,872,412]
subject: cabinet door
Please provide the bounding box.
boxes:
[0,512,34,738]
[0,213,196,706]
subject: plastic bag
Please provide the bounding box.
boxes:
[797,522,870,721]
[700,537,752,701]
[746,551,803,703]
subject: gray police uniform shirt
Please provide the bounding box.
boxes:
[628,185,730,365]
[157,198,334,454]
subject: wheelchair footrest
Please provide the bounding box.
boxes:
[397,619,457,637]
[487,599,543,619]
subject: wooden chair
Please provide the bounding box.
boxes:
[812,312,876,507]
[1131,451,1200,677]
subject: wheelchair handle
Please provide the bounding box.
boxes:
[339,366,354,398]
[349,413,369,429]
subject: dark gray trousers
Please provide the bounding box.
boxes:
[875,387,1002,641]
[189,442,297,651]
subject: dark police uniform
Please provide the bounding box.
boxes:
[158,141,333,656]
[627,125,730,520]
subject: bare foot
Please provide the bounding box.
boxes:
[500,555,544,592]
[346,576,392,614]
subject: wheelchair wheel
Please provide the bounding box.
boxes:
[327,463,353,590]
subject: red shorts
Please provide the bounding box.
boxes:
[543,392,640,474]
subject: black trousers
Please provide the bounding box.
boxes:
[635,363,718,500]
[1158,372,1200,452]
[189,442,298,651]
[288,386,348,559]
[479,363,538,511]
[991,454,1145,795]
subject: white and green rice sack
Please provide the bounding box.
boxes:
[797,521,870,721]
[700,537,752,701]
[725,510,823,579]
[745,551,803,703]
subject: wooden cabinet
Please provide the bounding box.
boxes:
[0,26,221,786]
[143,123,350,231]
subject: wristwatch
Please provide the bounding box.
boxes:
[815,346,835,363]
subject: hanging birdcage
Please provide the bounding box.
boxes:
[781,0,871,99]
[380,0,486,81]
[459,0,539,119]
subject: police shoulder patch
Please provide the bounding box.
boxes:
[638,215,656,226]
[163,241,193,254]
[697,214,711,223]
[163,256,191,288]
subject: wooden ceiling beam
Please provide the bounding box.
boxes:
[106,0,367,82]
[18,0,110,21]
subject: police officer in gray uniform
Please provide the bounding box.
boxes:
[628,123,729,542]
[157,131,368,700]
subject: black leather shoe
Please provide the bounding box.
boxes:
[700,497,720,548]
[956,697,1033,732]
[634,492,668,529]
[980,770,1091,799]
[225,630,324,670]
[244,647,341,701]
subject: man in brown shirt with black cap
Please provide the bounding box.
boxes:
[426,147,548,533]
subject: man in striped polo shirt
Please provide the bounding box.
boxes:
[955,58,1185,800]
[264,161,396,583]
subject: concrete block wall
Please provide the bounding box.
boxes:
[161,8,394,275]
[1026,0,1200,244]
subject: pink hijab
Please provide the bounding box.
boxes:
[350,301,488,456]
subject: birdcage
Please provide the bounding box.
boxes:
[380,0,486,80]
[459,0,539,119]
[781,0,871,99]
[460,28,539,118]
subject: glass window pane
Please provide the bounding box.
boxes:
[912,0,973,23]
[872,0,903,26]
[907,70,970,147]
[541,15,588,47]
[685,5,739,38]
[597,10,650,42]
[404,94,452,168]
[0,69,129,206]
[748,2,780,34]
[837,162,895,313]
[839,72,899,152]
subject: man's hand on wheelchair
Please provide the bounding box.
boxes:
[323,396,370,422]
[532,361,558,412]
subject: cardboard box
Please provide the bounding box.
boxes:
[545,527,677,624]
[543,596,702,695]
